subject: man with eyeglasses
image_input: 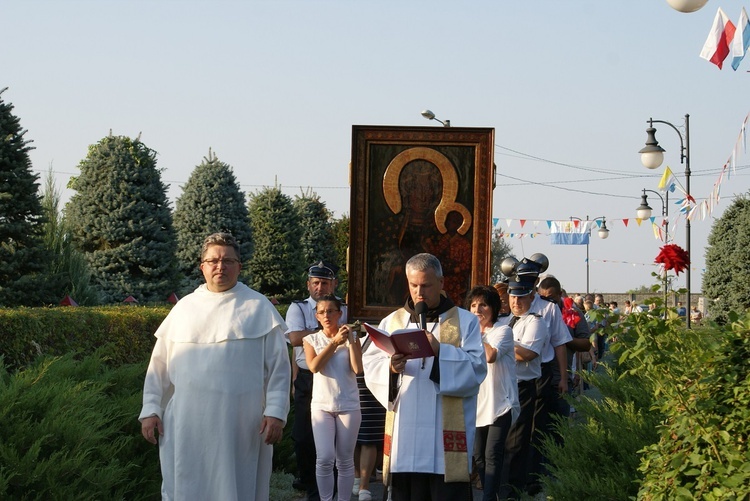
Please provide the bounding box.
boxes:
[286,261,347,501]
[139,232,290,500]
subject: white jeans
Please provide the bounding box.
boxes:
[311,409,362,501]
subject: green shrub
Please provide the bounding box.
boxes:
[0,353,160,500]
[543,309,750,499]
[0,306,169,372]
[543,366,660,500]
[0,303,307,491]
[634,313,750,499]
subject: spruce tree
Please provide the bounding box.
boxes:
[66,134,178,303]
[294,191,337,270]
[173,149,252,292]
[247,186,304,299]
[331,214,350,298]
[703,192,750,322]
[0,88,51,306]
[490,228,515,284]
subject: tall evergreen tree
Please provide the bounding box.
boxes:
[703,192,750,322]
[40,169,100,305]
[490,228,515,284]
[0,88,51,306]
[331,213,350,299]
[66,134,178,303]
[294,191,337,269]
[173,149,252,292]
[247,186,304,299]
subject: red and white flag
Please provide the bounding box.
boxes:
[700,7,736,69]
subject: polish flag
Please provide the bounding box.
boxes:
[731,7,750,71]
[700,7,736,69]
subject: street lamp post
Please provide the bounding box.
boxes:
[569,216,609,294]
[420,109,451,127]
[639,114,692,328]
[636,188,670,309]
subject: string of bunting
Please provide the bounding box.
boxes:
[494,110,750,242]
[492,217,671,242]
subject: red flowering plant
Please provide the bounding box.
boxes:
[654,244,690,275]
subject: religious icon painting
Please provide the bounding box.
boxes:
[348,125,495,322]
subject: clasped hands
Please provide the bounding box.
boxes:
[330,325,353,347]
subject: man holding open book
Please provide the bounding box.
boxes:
[362,253,486,501]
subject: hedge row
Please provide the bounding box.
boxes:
[0,303,291,372]
[0,305,296,486]
[0,306,169,371]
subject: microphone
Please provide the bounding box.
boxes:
[415,301,428,330]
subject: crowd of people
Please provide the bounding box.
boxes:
[137,232,633,501]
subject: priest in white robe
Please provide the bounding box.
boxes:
[363,253,486,501]
[139,232,290,501]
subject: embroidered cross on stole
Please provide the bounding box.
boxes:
[381,307,469,486]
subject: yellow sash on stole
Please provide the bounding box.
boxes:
[382,307,469,486]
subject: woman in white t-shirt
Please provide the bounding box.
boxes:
[467,285,519,501]
[303,294,363,501]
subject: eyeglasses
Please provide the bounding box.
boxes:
[316,309,340,315]
[202,258,240,267]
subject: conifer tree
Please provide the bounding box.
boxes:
[331,214,350,298]
[294,191,337,269]
[40,169,100,305]
[66,134,178,303]
[247,186,304,299]
[490,228,515,283]
[0,88,52,306]
[173,149,252,292]
[703,192,750,322]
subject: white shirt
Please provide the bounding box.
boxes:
[285,296,348,369]
[532,294,573,363]
[304,330,360,412]
[476,323,520,426]
[501,312,547,381]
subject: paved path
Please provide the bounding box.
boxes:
[350,479,486,500]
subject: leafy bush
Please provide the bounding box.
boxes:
[0,306,169,372]
[0,353,160,500]
[543,367,660,500]
[543,308,750,499]
[633,313,750,499]
[0,304,299,497]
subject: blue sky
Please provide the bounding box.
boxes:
[3,0,749,295]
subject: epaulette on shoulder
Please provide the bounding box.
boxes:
[292,299,306,304]
[532,312,543,318]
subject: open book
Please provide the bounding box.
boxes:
[363,323,435,360]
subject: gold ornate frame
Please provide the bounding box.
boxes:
[348,125,495,322]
